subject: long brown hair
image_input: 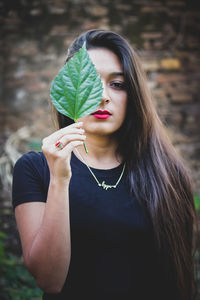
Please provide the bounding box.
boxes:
[53,29,198,299]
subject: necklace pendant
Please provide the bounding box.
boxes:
[75,149,125,191]
[101,181,115,190]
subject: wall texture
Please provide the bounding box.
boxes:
[0,0,200,253]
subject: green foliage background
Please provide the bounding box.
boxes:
[0,232,42,300]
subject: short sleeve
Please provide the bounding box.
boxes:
[12,151,49,209]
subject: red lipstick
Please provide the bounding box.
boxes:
[92,110,111,119]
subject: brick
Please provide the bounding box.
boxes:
[171,93,193,103]
[160,58,181,70]
[26,82,47,92]
[40,69,58,78]
[30,9,42,16]
[141,32,163,40]
[157,73,187,84]
[141,6,167,13]
[5,79,25,88]
[14,41,38,56]
[23,71,37,79]
[83,21,102,30]
[166,1,186,6]
[50,25,68,36]
[116,4,132,11]
[168,11,182,17]
[152,88,167,100]
[0,106,8,113]
[48,6,66,14]
[142,59,160,71]
[86,6,108,17]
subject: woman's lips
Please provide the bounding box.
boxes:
[93,114,111,119]
[92,110,111,119]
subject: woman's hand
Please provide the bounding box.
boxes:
[42,122,85,181]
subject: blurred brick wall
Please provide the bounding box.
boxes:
[0,0,200,252]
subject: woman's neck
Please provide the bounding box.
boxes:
[74,133,122,169]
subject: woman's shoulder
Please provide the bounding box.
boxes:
[15,151,46,166]
[14,151,49,177]
[12,152,49,209]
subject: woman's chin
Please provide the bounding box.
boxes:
[87,128,120,139]
[78,116,122,136]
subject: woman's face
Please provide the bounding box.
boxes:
[78,48,128,137]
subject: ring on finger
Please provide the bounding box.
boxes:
[55,141,64,150]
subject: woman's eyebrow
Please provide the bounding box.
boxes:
[110,72,124,77]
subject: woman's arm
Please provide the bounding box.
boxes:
[15,179,70,293]
[14,122,85,293]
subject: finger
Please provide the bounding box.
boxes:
[52,129,85,146]
[49,134,85,153]
[55,134,86,148]
[58,140,84,156]
[59,122,84,135]
[43,123,84,145]
[51,122,84,141]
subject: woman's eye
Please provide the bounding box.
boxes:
[110,82,126,90]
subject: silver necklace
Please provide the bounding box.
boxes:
[75,149,126,191]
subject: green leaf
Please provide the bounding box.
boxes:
[50,42,103,121]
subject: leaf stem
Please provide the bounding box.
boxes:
[74,119,88,154]
[83,142,88,154]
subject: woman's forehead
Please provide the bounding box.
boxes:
[88,48,123,75]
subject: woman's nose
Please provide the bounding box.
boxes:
[101,85,110,104]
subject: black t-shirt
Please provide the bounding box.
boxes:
[12,151,178,300]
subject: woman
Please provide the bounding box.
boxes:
[12,29,198,300]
